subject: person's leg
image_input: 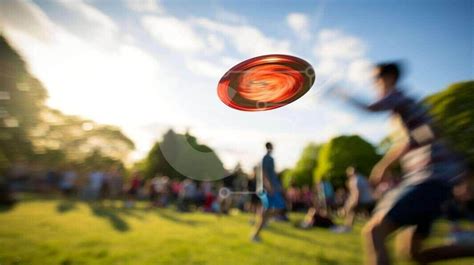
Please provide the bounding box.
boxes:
[251,206,268,240]
[344,204,357,228]
[416,243,474,263]
[395,225,474,264]
[361,212,400,265]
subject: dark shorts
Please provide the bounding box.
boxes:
[377,179,451,237]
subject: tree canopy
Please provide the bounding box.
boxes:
[140,129,226,180]
[0,35,47,171]
[0,35,134,173]
[424,80,474,170]
[314,135,380,188]
[283,143,321,188]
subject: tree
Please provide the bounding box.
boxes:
[424,81,474,170]
[0,35,48,171]
[142,129,226,180]
[31,108,134,163]
[283,143,321,188]
[314,135,380,188]
[0,35,134,173]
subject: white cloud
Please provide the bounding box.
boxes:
[124,0,164,13]
[312,28,372,90]
[215,8,247,24]
[286,13,310,39]
[0,0,56,42]
[314,29,366,60]
[348,58,373,87]
[141,16,206,53]
[185,59,225,79]
[206,34,225,53]
[194,18,291,57]
[55,0,118,33]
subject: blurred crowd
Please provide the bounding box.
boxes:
[2,162,472,230]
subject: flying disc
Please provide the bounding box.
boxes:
[217,54,315,111]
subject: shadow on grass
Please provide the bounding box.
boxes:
[56,200,77,213]
[88,204,129,232]
[265,224,358,255]
[154,209,202,226]
[266,225,325,244]
[0,203,15,213]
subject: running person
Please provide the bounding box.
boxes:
[341,62,472,265]
[251,142,286,242]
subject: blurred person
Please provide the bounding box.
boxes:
[108,166,124,207]
[333,187,348,213]
[201,181,216,212]
[250,142,286,242]
[339,62,473,264]
[99,168,111,204]
[149,175,160,207]
[177,179,197,212]
[60,167,77,198]
[317,179,334,212]
[246,169,260,213]
[125,172,141,208]
[301,185,314,209]
[299,206,335,229]
[332,166,375,233]
[444,178,474,245]
[153,176,171,207]
[219,170,237,214]
[286,181,299,211]
[88,170,104,202]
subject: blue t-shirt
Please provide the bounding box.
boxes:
[262,153,282,191]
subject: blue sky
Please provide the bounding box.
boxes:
[0,0,472,173]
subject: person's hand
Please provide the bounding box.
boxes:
[369,164,386,185]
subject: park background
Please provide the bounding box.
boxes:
[0,0,473,265]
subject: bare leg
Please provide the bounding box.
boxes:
[251,208,281,241]
[345,205,357,228]
[395,226,474,264]
[362,213,400,265]
[251,206,267,240]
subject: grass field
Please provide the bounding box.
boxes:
[0,200,472,265]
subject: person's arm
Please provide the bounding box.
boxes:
[370,140,411,184]
[335,87,401,112]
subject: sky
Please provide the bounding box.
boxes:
[0,0,472,172]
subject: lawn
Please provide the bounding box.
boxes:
[0,200,472,265]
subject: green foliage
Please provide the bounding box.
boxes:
[314,135,380,188]
[283,143,321,188]
[31,108,134,163]
[0,35,134,173]
[424,81,474,169]
[142,129,226,180]
[0,36,47,170]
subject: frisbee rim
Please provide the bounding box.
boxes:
[217,54,315,112]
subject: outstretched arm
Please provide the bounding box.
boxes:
[334,87,400,112]
[370,139,410,184]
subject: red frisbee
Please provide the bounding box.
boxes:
[217,54,315,111]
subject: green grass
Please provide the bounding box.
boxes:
[0,200,472,265]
